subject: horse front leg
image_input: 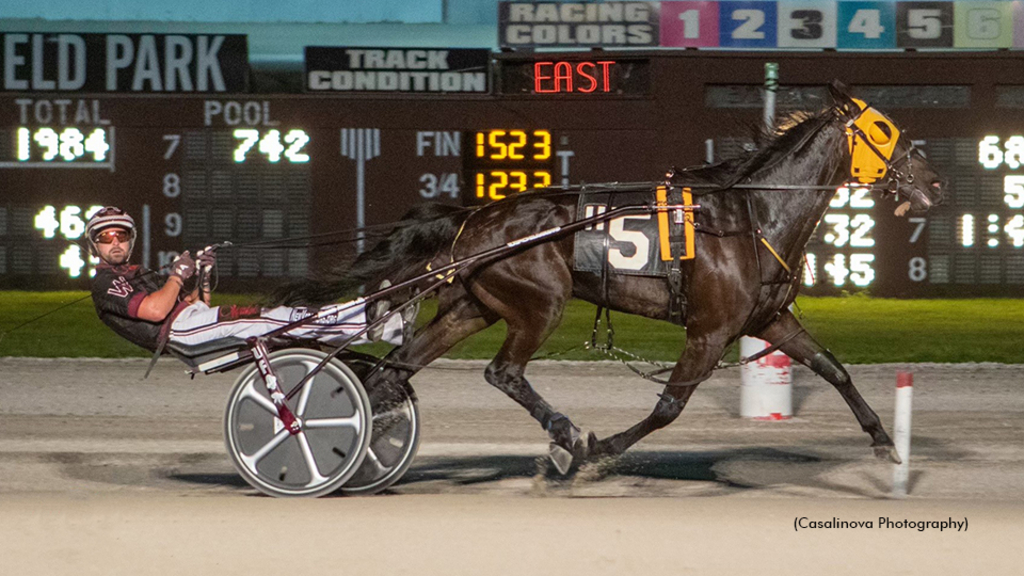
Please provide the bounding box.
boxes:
[588,328,733,459]
[756,310,899,463]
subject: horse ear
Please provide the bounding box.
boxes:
[827,79,854,107]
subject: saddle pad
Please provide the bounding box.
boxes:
[573,187,695,277]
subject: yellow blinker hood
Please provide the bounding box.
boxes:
[846,98,900,184]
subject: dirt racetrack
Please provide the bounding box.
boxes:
[1,358,1021,574]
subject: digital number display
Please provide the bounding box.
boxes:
[473,170,553,201]
[965,135,1024,250]
[804,186,878,288]
[232,129,310,163]
[463,129,556,202]
[33,205,103,278]
[4,127,113,169]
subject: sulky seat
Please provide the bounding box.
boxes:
[166,337,251,374]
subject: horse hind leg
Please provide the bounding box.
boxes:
[468,270,582,474]
[484,326,584,475]
[364,291,496,404]
[419,289,579,471]
[756,310,899,463]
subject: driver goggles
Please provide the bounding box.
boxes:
[95,229,131,244]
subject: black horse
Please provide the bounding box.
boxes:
[278,82,945,472]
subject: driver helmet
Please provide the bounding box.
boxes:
[85,206,137,258]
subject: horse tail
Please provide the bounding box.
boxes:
[268,203,470,306]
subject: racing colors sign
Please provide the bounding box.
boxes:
[499,2,660,48]
[305,47,491,93]
[0,33,248,92]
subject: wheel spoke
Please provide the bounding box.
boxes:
[240,429,290,472]
[296,431,330,487]
[304,415,361,432]
[372,405,408,421]
[240,380,279,416]
[363,446,388,475]
[295,359,320,417]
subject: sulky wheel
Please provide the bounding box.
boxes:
[224,349,371,498]
[341,378,420,495]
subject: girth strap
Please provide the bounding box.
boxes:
[667,262,685,325]
[661,185,690,325]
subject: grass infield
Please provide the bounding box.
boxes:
[1,291,1022,364]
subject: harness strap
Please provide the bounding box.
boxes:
[450,218,468,255]
[589,306,614,349]
[667,261,685,325]
[758,236,792,275]
[745,192,765,282]
[425,217,469,283]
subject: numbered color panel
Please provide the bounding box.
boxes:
[719,1,778,48]
[777,2,837,48]
[896,2,954,47]
[1016,1,1024,47]
[661,2,720,47]
[838,2,896,48]
[954,1,1013,47]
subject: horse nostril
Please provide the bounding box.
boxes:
[929,179,946,205]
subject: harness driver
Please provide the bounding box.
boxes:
[86,206,409,352]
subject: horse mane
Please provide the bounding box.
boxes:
[734,108,839,182]
[672,106,840,191]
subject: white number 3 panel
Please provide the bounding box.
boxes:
[777,2,838,48]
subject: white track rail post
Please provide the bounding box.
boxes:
[893,371,914,497]
[740,62,793,420]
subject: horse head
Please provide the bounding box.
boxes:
[828,80,946,215]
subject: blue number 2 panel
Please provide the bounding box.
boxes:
[720,1,778,48]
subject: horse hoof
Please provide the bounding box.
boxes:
[585,433,619,460]
[549,443,573,475]
[874,445,901,464]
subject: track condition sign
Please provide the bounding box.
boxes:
[0,33,248,93]
[305,47,490,93]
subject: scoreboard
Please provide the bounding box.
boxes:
[0,92,659,291]
[501,1,1024,50]
[3,51,1024,296]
